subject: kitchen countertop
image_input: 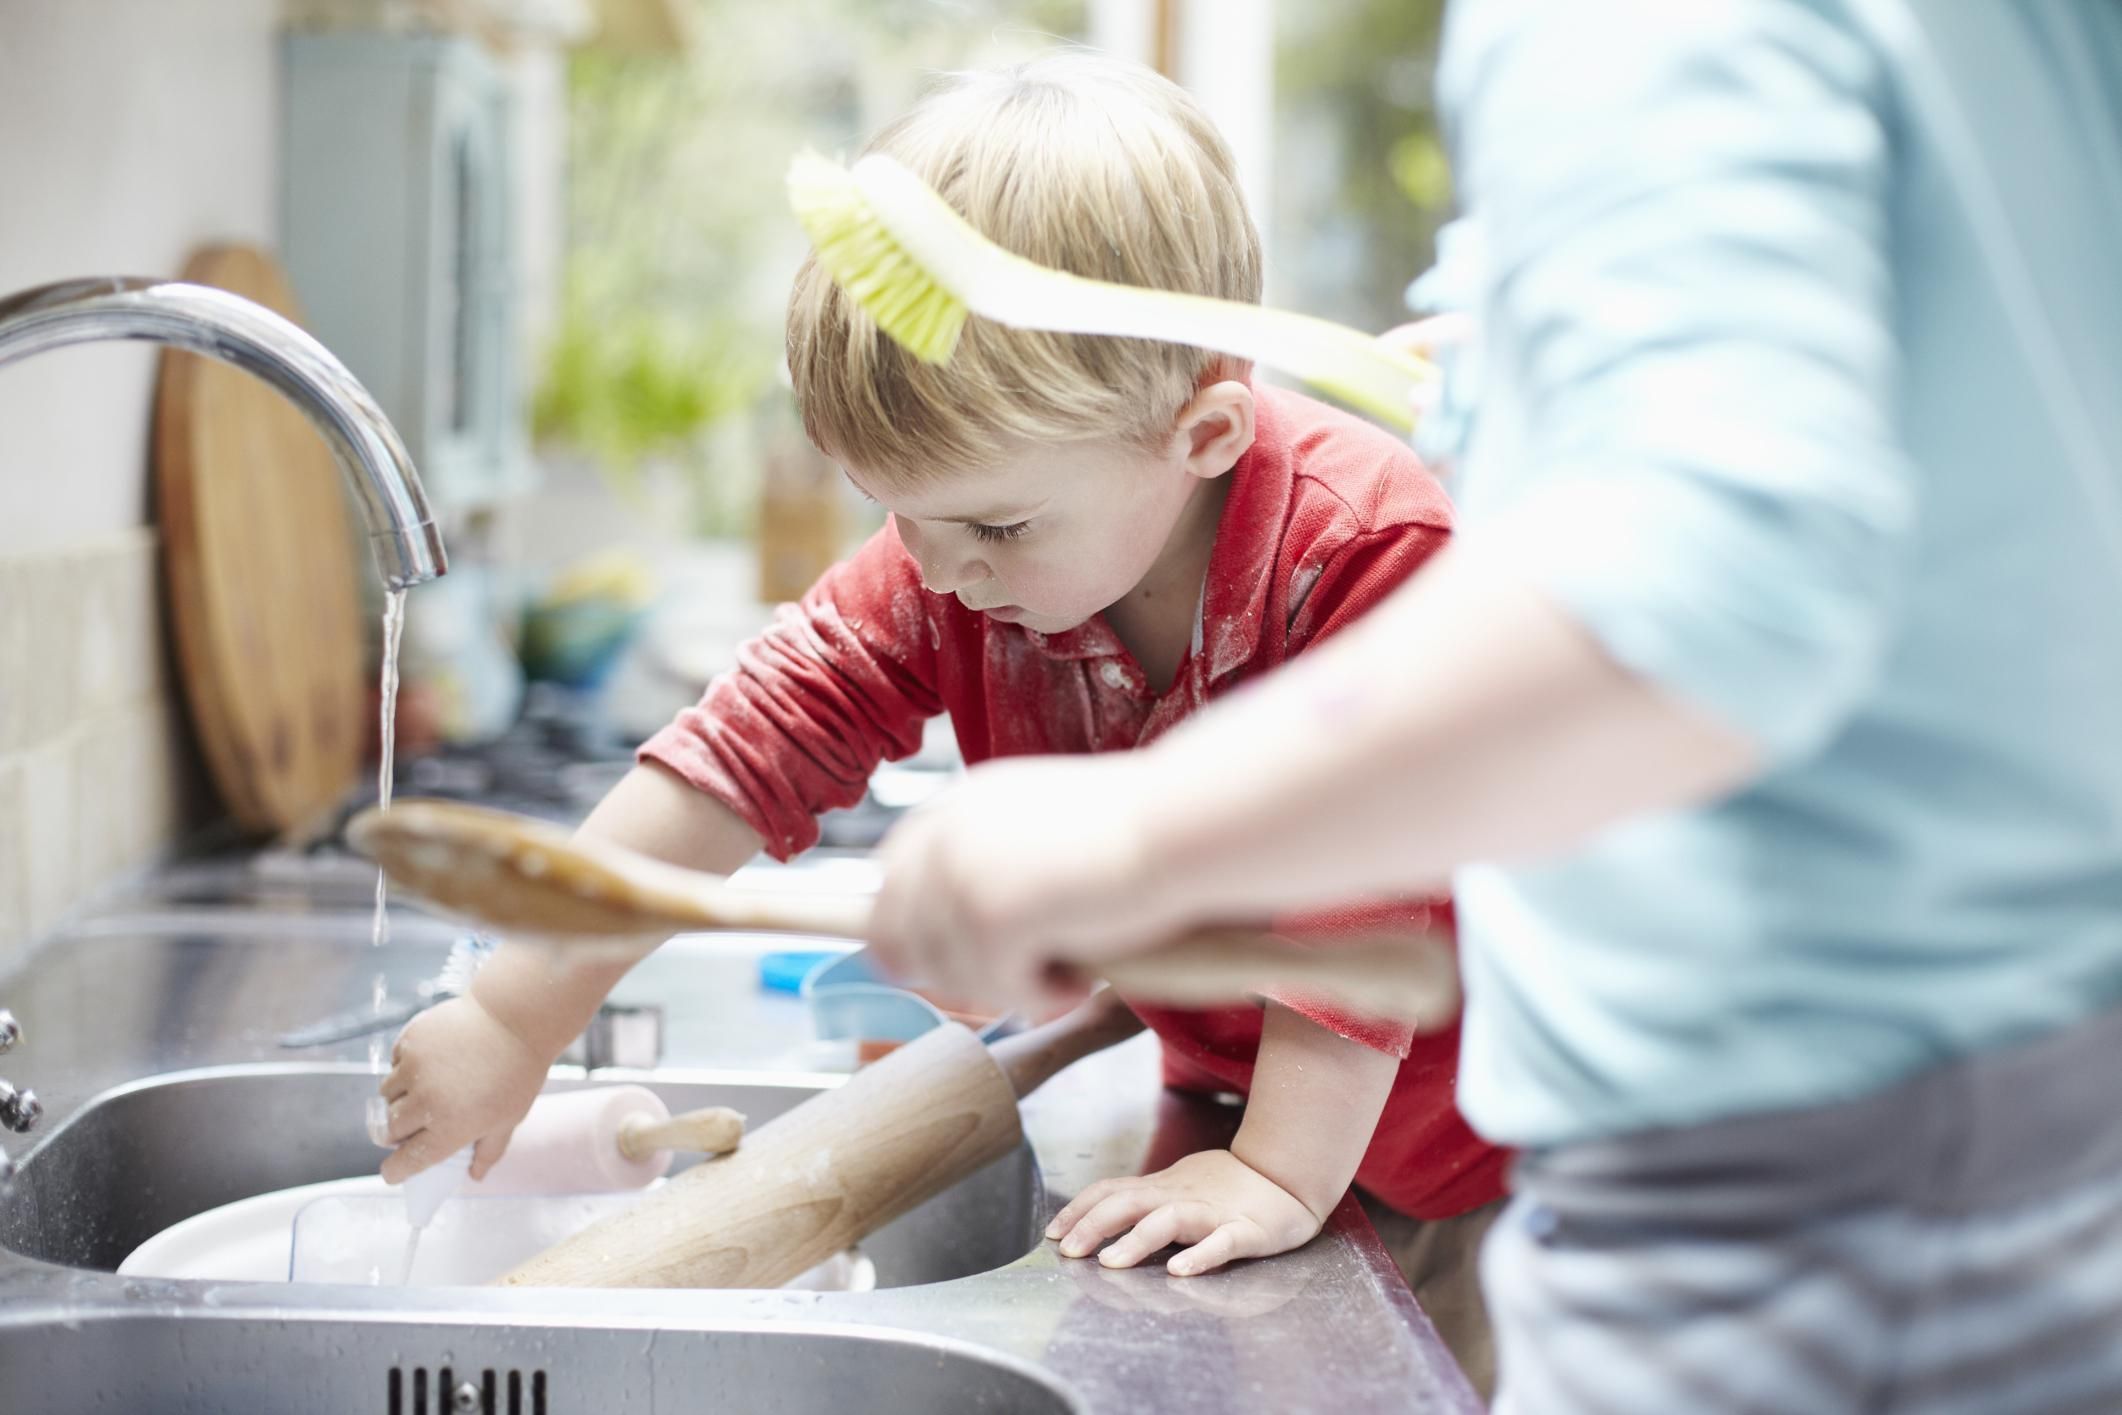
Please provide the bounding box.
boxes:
[0,867,1482,1414]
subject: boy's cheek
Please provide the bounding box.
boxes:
[1015,550,1125,611]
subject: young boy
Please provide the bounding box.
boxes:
[379,52,1504,1388]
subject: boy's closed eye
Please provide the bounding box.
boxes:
[838,470,1036,544]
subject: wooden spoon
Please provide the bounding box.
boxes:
[347,799,1460,1027]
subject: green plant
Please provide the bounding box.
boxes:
[534,0,1087,537]
[533,278,766,478]
[1272,2,1451,330]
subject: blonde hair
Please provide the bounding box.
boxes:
[787,51,1263,483]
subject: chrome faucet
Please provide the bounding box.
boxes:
[0,276,447,589]
[0,278,451,1165]
[0,1010,20,1187]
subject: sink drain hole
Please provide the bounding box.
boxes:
[388,1364,544,1414]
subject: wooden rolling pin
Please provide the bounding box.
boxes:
[618,1103,746,1164]
[465,1086,745,1195]
[349,799,1459,1027]
[499,996,1145,1290]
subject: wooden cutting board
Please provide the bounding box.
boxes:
[153,244,366,835]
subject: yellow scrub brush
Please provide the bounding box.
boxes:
[787,150,1434,433]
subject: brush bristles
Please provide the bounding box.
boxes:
[787,150,969,366]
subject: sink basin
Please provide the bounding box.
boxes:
[0,1064,1042,1291]
[0,918,1480,1415]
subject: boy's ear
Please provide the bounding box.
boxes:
[1175,380,1256,479]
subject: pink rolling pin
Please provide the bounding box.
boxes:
[465,1086,744,1195]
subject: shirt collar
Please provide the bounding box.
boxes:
[1021,387,1290,682]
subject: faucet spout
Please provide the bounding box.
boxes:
[0,276,447,589]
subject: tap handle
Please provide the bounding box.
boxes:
[0,1010,18,1054]
[0,1081,40,1134]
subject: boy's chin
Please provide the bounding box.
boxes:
[996,606,1088,635]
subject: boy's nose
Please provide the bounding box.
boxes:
[897,516,987,594]
[920,554,989,595]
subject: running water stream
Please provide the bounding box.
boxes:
[365,590,408,1110]
[365,590,409,1283]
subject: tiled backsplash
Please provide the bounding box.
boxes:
[0,530,211,967]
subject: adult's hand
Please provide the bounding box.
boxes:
[866,753,1190,1006]
[867,546,1757,1010]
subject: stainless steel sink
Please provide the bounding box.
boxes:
[0,918,1481,1415]
[0,1063,1066,1415]
[0,1063,1041,1289]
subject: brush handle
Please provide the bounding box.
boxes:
[1019,277,1427,432]
[616,1106,746,1162]
[851,152,1431,431]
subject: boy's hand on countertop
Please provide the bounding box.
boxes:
[1046,1148,1327,1278]
[377,995,546,1184]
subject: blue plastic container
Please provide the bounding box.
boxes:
[799,951,1014,1044]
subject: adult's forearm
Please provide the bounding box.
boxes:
[1129,543,1759,931]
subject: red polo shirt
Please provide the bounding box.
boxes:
[643,386,1507,1220]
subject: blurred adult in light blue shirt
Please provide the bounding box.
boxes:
[1418,0,2122,1147]
[859,3,2122,1405]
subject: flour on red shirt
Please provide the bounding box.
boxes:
[643,386,1508,1219]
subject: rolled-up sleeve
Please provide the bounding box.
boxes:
[641,526,943,859]
[1445,0,1915,760]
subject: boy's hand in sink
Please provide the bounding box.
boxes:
[377,890,670,1184]
[378,994,546,1184]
